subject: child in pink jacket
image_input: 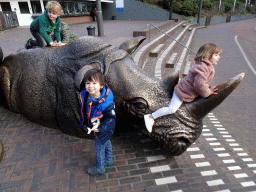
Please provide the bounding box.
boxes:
[144,43,222,132]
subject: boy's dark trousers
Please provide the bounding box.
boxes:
[30,28,48,47]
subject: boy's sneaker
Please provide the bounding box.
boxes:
[105,160,114,167]
[144,114,154,133]
[25,38,34,49]
[87,166,106,175]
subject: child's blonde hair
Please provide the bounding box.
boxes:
[194,43,222,62]
[46,1,63,15]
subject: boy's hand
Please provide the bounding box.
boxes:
[49,42,59,47]
[93,128,100,132]
[86,119,100,134]
[57,42,66,46]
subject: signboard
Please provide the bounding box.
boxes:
[116,0,124,12]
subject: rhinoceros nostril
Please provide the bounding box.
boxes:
[178,137,190,145]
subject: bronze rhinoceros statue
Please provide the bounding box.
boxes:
[0,36,244,156]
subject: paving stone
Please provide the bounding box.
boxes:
[109,184,132,192]
[129,168,149,176]
[142,172,163,181]
[117,165,137,171]
[120,176,141,185]
[108,171,129,179]
[138,162,158,169]
[128,157,146,164]
[168,181,190,191]
[133,180,155,190]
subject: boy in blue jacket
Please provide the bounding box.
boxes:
[79,69,116,175]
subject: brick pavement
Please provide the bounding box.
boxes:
[1,20,256,192]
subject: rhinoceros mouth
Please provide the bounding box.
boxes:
[141,126,195,156]
[139,107,202,156]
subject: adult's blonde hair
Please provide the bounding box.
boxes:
[194,43,222,62]
[46,1,63,15]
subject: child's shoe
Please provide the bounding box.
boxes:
[25,38,34,49]
[105,160,114,167]
[87,166,106,175]
[144,114,154,133]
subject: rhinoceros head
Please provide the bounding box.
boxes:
[0,36,244,156]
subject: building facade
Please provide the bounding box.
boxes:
[0,0,113,26]
[0,0,169,27]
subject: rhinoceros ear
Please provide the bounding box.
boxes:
[185,73,245,120]
[119,36,146,54]
[161,71,179,95]
[74,62,101,91]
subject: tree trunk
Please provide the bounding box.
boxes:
[169,0,173,20]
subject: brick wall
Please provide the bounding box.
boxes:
[61,16,93,24]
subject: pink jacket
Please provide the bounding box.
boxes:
[174,60,216,102]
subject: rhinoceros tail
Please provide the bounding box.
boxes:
[0,47,3,64]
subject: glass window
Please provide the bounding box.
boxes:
[31,0,42,14]
[18,2,30,14]
[59,1,95,16]
[67,2,75,14]
[0,2,12,12]
[60,2,68,14]
[87,3,94,13]
[43,0,48,9]
[77,3,87,13]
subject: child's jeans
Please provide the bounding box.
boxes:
[152,91,183,119]
[95,138,113,169]
[30,28,48,47]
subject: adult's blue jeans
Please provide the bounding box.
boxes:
[95,138,112,169]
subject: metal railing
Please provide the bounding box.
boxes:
[147,23,196,54]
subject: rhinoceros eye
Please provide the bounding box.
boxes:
[124,98,148,116]
[134,102,146,109]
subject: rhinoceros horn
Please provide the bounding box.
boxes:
[185,73,245,120]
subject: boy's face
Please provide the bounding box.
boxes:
[85,80,103,98]
[48,10,59,21]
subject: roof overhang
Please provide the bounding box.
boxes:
[86,0,113,3]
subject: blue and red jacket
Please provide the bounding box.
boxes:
[79,84,116,144]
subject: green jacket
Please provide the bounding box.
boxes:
[30,10,61,44]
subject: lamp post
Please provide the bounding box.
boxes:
[96,0,104,36]
[244,0,248,12]
[233,0,237,11]
[197,0,203,24]
[218,0,222,14]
